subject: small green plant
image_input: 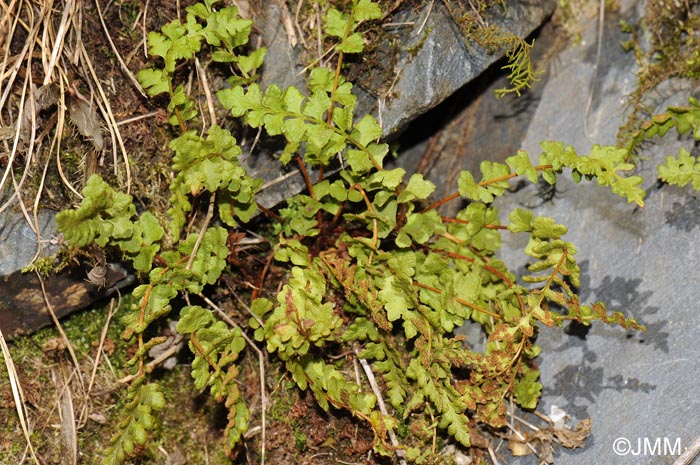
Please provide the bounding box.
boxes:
[56,1,700,464]
[618,1,700,145]
[58,1,263,461]
[625,95,700,188]
[103,379,165,465]
[447,0,542,97]
[136,0,265,130]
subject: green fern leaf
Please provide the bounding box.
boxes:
[658,148,700,190]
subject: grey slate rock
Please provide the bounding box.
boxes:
[0,208,59,275]
[246,0,555,208]
[481,1,700,464]
[372,0,556,137]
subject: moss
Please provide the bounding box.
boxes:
[406,26,433,56]
[0,296,242,464]
[0,296,131,460]
[618,0,700,147]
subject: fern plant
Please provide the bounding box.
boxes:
[632,96,700,189]
[448,0,542,97]
[57,1,263,462]
[102,380,165,465]
[51,1,668,463]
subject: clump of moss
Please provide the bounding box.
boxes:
[446,0,542,97]
[619,0,700,146]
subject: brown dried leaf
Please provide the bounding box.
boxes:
[68,98,104,152]
[508,439,532,457]
[554,417,591,449]
[88,412,108,424]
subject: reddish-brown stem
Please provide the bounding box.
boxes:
[253,241,281,301]
[421,192,460,213]
[483,172,519,186]
[135,284,155,375]
[294,153,324,228]
[295,154,316,200]
[173,107,187,133]
[328,201,346,230]
[255,201,281,221]
[189,334,219,369]
[413,280,501,319]
[435,248,526,312]
[441,216,508,230]
[421,164,555,213]
[168,81,187,133]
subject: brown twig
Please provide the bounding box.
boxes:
[295,154,316,199]
[254,241,281,301]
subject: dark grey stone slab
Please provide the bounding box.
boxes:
[366,0,556,138]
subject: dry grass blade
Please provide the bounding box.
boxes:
[293,0,308,48]
[487,445,501,465]
[277,0,298,47]
[44,0,74,87]
[0,4,43,213]
[117,343,183,385]
[3,0,134,215]
[37,272,88,409]
[355,349,407,465]
[87,298,117,396]
[0,0,98,241]
[0,62,36,218]
[59,366,79,465]
[673,437,700,465]
[76,39,132,192]
[0,1,44,110]
[0,0,20,51]
[194,57,217,129]
[186,194,216,270]
[673,436,700,465]
[93,0,146,97]
[54,79,84,199]
[0,329,40,464]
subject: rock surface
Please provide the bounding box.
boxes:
[245,0,556,208]
[0,208,58,275]
[0,263,131,339]
[461,1,700,464]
